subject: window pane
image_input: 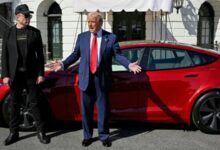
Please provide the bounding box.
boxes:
[131,21,144,40]
[188,51,217,66]
[201,36,205,44]
[117,21,127,41]
[206,21,210,28]
[144,48,192,70]
[205,37,209,44]
[202,27,206,36]
[202,20,205,28]
[151,49,175,60]
[205,28,209,38]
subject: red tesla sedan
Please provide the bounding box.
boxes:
[1,41,220,134]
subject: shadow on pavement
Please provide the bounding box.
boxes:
[0,120,198,143]
[109,121,197,142]
[19,132,37,140]
[50,121,197,143]
[45,121,82,139]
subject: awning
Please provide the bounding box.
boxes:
[73,0,173,12]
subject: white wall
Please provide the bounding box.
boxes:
[11,0,220,60]
[168,0,220,45]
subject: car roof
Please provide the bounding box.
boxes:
[119,40,220,57]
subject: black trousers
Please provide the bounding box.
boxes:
[9,71,44,133]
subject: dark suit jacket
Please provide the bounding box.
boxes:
[1,25,44,81]
[63,30,130,91]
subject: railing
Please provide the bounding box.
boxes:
[0,15,12,76]
[0,15,12,37]
[213,41,220,52]
[200,42,220,52]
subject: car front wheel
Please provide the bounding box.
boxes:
[192,91,220,134]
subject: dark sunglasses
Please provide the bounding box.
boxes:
[24,14,32,19]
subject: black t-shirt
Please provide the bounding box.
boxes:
[16,28,27,71]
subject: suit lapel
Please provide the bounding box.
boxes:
[25,26,30,58]
[85,32,91,64]
[99,30,108,65]
[11,26,18,56]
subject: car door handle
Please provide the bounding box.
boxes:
[184,74,199,78]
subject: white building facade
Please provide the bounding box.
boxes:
[1,0,220,61]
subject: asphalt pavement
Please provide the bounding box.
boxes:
[0,122,219,150]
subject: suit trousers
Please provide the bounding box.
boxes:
[80,73,110,141]
[9,71,44,133]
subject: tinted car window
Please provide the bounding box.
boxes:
[141,47,217,71]
[112,47,145,72]
[188,51,217,66]
[142,48,193,70]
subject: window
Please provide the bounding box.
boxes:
[141,48,193,71]
[113,11,145,42]
[48,2,63,60]
[197,2,214,49]
[112,47,145,72]
[0,3,12,21]
[188,51,217,66]
[141,47,217,71]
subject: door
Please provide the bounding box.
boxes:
[48,17,62,59]
[197,2,214,49]
[47,2,63,60]
[109,47,145,120]
[113,11,145,41]
[139,47,211,123]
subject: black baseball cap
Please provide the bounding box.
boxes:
[15,4,34,15]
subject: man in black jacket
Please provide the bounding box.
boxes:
[1,4,50,145]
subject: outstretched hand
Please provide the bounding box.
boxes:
[36,76,44,84]
[3,77,10,86]
[128,61,142,74]
[47,60,63,72]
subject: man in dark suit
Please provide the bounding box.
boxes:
[1,4,50,145]
[51,12,141,147]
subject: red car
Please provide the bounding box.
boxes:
[1,41,220,134]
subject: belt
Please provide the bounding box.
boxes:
[18,67,26,72]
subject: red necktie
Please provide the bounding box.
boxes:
[90,33,97,74]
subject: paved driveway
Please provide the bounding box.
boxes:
[0,122,219,150]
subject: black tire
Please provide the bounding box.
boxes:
[1,94,10,126]
[0,102,4,126]
[2,91,36,131]
[1,90,53,131]
[192,91,220,134]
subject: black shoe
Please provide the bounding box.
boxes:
[4,132,19,146]
[102,138,112,147]
[82,139,93,147]
[37,132,50,144]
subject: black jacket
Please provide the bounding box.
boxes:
[1,25,44,81]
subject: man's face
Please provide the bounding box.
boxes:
[16,13,32,26]
[87,16,101,33]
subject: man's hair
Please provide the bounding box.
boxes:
[87,12,103,25]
